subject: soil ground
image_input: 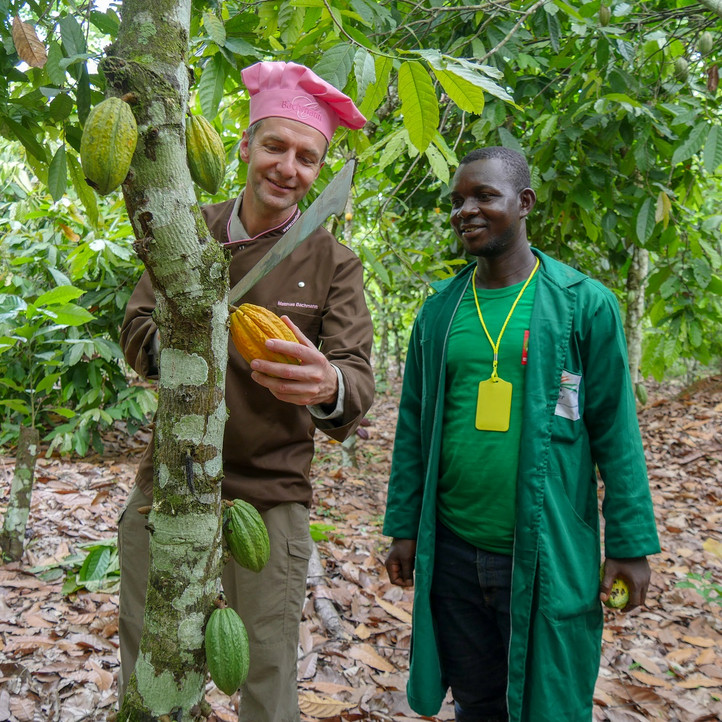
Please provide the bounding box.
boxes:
[0,377,721,721]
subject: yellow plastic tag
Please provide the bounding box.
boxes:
[475,377,512,432]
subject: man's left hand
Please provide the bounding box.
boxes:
[249,315,338,407]
[600,556,651,613]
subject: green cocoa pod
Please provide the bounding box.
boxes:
[674,57,689,82]
[204,602,250,695]
[635,382,648,406]
[600,563,630,609]
[223,499,271,573]
[698,31,713,56]
[599,5,611,26]
[80,97,138,196]
[186,114,226,195]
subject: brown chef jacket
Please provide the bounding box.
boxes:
[120,195,375,510]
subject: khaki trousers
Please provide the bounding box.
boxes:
[117,485,312,722]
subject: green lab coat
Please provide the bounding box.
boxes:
[383,250,660,721]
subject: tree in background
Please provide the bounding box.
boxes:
[3,0,722,384]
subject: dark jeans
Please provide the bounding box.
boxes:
[430,522,513,722]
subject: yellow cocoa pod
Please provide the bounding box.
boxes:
[186,114,226,195]
[80,97,138,196]
[229,303,301,366]
[600,563,630,610]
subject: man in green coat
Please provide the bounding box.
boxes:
[383,147,660,722]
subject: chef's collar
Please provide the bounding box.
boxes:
[224,191,301,247]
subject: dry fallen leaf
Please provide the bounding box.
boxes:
[354,622,371,640]
[2,378,722,722]
[696,648,717,666]
[348,643,396,673]
[676,673,722,689]
[702,537,722,559]
[630,649,663,675]
[298,692,356,718]
[374,595,412,624]
[681,636,716,648]
[629,670,672,689]
[666,647,697,664]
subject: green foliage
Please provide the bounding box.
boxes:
[676,571,722,607]
[0,143,155,455]
[309,521,336,542]
[1,0,722,391]
[30,537,120,594]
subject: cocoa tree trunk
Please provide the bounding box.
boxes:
[105,0,228,718]
[0,425,40,562]
[367,291,388,385]
[625,244,649,386]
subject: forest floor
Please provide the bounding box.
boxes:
[0,376,721,722]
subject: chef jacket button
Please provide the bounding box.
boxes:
[298,281,305,288]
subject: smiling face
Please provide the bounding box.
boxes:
[239,117,327,231]
[449,157,535,259]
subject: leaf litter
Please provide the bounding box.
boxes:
[0,377,721,721]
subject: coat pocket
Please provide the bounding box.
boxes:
[537,475,600,621]
[269,303,321,342]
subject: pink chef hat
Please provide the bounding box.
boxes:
[241,61,366,143]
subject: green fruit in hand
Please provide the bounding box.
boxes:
[605,578,630,609]
[600,564,630,609]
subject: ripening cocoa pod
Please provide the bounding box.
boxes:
[204,600,250,694]
[599,4,611,26]
[186,114,226,194]
[223,498,271,573]
[600,563,630,610]
[674,57,689,82]
[229,303,300,366]
[698,31,713,56]
[80,97,138,196]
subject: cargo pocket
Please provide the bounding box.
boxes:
[538,475,600,621]
[283,532,313,636]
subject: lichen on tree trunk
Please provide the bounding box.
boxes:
[0,425,40,562]
[107,0,229,718]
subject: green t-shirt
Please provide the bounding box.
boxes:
[437,274,537,555]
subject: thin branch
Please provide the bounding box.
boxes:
[478,0,546,63]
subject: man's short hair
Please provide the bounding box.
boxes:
[459,147,531,192]
[245,119,329,163]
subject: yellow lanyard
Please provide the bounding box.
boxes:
[472,258,539,381]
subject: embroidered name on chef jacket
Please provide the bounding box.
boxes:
[555,370,582,421]
[277,300,320,310]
